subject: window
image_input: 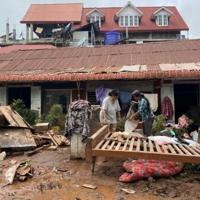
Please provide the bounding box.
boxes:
[163,15,168,26]
[90,15,101,27]
[134,15,139,26]
[157,15,169,26]
[43,89,71,114]
[130,16,133,26]
[119,15,139,27]
[119,16,124,26]
[125,16,128,26]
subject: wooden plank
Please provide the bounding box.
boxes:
[177,144,192,155]
[143,139,147,152]
[136,138,141,151]
[108,141,116,150]
[129,137,135,151]
[154,141,162,153]
[167,144,176,154]
[122,137,130,151]
[190,146,200,154]
[115,142,122,150]
[93,149,200,164]
[95,139,106,150]
[0,128,36,149]
[148,139,154,152]
[171,143,184,155]
[89,125,108,148]
[161,144,168,154]
[183,145,200,155]
[0,107,18,126]
[102,140,110,150]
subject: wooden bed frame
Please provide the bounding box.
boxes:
[87,125,200,174]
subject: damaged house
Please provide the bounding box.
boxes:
[0,39,200,122]
[20,2,188,45]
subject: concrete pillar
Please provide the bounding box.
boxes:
[26,24,30,43]
[6,20,9,43]
[30,24,34,42]
[31,86,41,116]
[0,87,7,106]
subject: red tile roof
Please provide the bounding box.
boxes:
[21,4,188,32]
[81,6,188,32]
[0,39,200,83]
[21,3,83,23]
[0,45,56,54]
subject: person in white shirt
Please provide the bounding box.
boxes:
[100,90,121,132]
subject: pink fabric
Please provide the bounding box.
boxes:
[161,96,174,120]
[119,159,183,183]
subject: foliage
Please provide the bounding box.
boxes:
[45,104,65,130]
[10,99,38,125]
[184,163,200,171]
[152,114,166,135]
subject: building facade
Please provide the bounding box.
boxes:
[21,2,189,45]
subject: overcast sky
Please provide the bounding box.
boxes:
[0,0,199,39]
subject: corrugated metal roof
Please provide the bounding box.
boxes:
[0,39,200,82]
[0,45,56,54]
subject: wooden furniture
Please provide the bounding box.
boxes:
[88,125,200,174]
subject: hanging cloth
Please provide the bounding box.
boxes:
[65,100,92,141]
[161,96,174,120]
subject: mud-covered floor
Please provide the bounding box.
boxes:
[0,147,200,200]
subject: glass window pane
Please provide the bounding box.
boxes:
[125,16,128,26]
[43,90,71,114]
[130,16,133,26]
[158,15,162,26]
[134,16,138,26]
[163,15,168,26]
[120,16,124,26]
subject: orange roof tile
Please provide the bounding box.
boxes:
[21,3,83,23]
[81,6,188,32]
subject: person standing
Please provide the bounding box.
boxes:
[100,90,121,132]
[130,90,154,136]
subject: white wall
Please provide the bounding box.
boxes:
[0,87,7,106]
[31,86,41,116]
[118,6,140,16]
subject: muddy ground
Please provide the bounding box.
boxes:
[0,147,200,200]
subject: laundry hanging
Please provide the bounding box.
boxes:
[65,100,92,141]
[161,96,174,120]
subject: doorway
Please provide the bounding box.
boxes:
[174,84,199,122]
[7,87,31,108]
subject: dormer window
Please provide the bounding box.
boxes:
[116,2,143,27]
[153,7,173,27]
[119,15,139,27]
[157,14,169,26]
[90,15,101,27]
[86,9,105,28]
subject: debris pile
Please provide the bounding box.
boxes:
[5,160,33,184]
[0,106,70,155]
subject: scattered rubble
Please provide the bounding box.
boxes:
[82,184,97,190]
[5,160,33,185]
[121,188,136,194]
[0,151,6,161]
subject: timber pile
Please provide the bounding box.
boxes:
[0,106,70,154]
[0,106,36,150]
[33,130,70,150]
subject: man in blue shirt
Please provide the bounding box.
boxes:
[130,90,154,136]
